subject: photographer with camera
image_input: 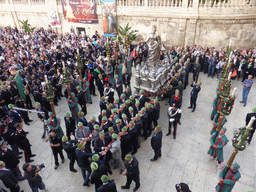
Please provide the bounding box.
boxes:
[22,163,46,192]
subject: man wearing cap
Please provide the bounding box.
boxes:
[114,118,124,133]
[77,85,88,116]
[75,143,93,186]
[109,109,119,127]
[94,131,111,153]
[88,116,100,132]
[122,114,130,127]
[15,96,33,126]
[0,161,21,192]
[140,107,149,140]
[36,102,49,139]
[113,74,123,98]
[175,182,191,192]
[208,128,229,168]
[167,103,181,139]
[124,87,132,100]
[128,121,139,155]
[99,97,107,112]
[108,133,124,174]
[120,127,131,159]
[64,112,76,140]
[62,135,77,172]
[75,122,92,153]
[146,103,154,135]
[121,154,140,191]
[45,129,64,169]
[91,124,103,148]
[97,175,117,192]
[188,81,201,112]
[170,89,182,108]
[77,111,88,127]
[216,162,241,192]
[90,161,112,192]
[0,140,25,181]
[138,89,150,110]
[152,98,160,127]
[46,112,64,139]
[127,107,136,119]
[8,104,23,127]
[245,107,256,144]
[150,125,162,161]
[106,103,113,118]
[67,92,79,120]
[113,98,121,109]
[120,93,126,104]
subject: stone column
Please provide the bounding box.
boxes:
[177,19,187,46]
[182,0,188,8]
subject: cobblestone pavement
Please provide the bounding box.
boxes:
[1,71,256,192]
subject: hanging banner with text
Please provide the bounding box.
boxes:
[101,0,117,36]
[62,0,98,24]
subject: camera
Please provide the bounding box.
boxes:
[37,164,45,169]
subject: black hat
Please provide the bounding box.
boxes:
[175,183,191,192]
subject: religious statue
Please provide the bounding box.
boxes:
[142,24,162,78]
[145,24,161,62]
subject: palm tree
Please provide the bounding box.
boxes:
[19,19,35,34]
[117,23,137,55]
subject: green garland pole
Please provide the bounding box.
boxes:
[44,75,56,117]
[217,117,255,188]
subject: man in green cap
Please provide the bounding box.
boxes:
[120,93,126,104]
[188,81,201,112]
[46,112,64,139]
[113,98,120,109]
[150,125,162,161]
[75,143,94,186]
[216,162,241,192]
[152,98,160,127]
[245,107,256,144]
[107,133,124,173]
[97,175,117,192]
[120,127,131,159]
[146,103,154,135]
[64,111,76,140]
[124,87,132,100]
[67,92,80,120]
[113,74,123,98]
[140,107,149,140]
[62,135,77,172]
[77,85,88,116]
[81,77,92,104]
[138,89,150,110]
[99,96,107,112]
[75,122,92,153]
[208,128,229,168]
[87,116,100,132]
[8,103,23,127]
[121,154,140,191]
[128,121,139,154]
[90,161,112,191]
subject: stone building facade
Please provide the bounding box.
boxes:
[0,0,255,48]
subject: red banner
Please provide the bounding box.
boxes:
[62,0,98,24]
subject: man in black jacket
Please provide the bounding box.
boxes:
[246,107,256,144]
[113,74,123,99]
[150,125,162,161]
[137,89,149,110]
[97,175,117,192]
[77,86,87,116]
[62,135,77,172]
[122,69,131,90]
[22,163,45,192]
[152,98,160,127]
[75,143,93,186]
[0,161,21,192]
[0,140,25,181]
[96,74,105,98]
[64,112,76,140]
[188,81,201,112]
[121,154,140,192]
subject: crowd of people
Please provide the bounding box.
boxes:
[0,25,255,192]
